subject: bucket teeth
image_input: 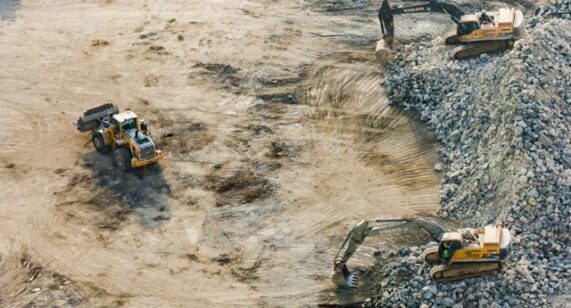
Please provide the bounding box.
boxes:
[332,265,359,288]
[347,274,358,287]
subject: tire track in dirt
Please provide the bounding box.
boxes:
[194,44,444,305]
[1,0,448,306]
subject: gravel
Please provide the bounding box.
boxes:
[366,2,571,307]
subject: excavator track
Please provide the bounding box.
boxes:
[453,40,514,60]
[430,262,501,282]
[422,246,440,265]
[444,32,460,45]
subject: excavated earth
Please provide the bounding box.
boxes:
[0,0,447,306]
[3,0,567,307]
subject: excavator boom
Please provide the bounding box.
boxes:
[378,0,465,44]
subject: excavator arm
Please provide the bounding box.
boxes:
[378,0,465,44]
[331,217,449,287]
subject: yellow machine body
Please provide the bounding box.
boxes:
[77,104,164,171]
[442,226,508,263]
[457,8,524,43]
[97,111,163,168]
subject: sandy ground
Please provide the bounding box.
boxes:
[0,0,445,306]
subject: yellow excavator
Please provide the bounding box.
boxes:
[331,217,512,287]
[375,0,525,61]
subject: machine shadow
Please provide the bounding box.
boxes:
[77,150,171,229]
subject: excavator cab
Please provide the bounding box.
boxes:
[437,232,463,263]
[457,20,480,36]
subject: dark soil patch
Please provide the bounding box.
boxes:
[265,141,296,158]
[251,161,282,171]
[256,92,299,104]
[188,62,242,91]
[231,260,263,282]
[308,0,375,16]
[204,168,272,207]
[91,39,110,47]
[212,254,233,266]
[147,45,169,55]
[247,124,273,135]
[193,63,240,75]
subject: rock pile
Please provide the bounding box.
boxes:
[534,0,571,21]
[366,3,571,307]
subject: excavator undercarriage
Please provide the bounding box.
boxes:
[421,246,503,282]
[451,39,515,59]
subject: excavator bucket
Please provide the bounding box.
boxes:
[375,39,395,63]
[75,103,119,132]
[331,264,358,288]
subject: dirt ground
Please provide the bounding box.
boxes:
[0,0,445,306]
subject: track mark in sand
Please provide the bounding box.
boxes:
[159,120,215,156]
[209,249,267,288]
[125,101,216,161]
[251,69,307,105]
[309,0,374,14]
[143,74,159,87]
[265,27,303,51]
[0,252,89,307]
[0,102,42,155]
[301,52,442,193]
[256,92,299,105]
[90,39,110,48]
[247,103,288,121]
[84,39,111,56]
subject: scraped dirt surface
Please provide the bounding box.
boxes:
[0,0,445,306]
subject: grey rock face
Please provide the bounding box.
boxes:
[371,4,571,308]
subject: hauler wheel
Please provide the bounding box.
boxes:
[93,132,110,153]
[114,147,132,171]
